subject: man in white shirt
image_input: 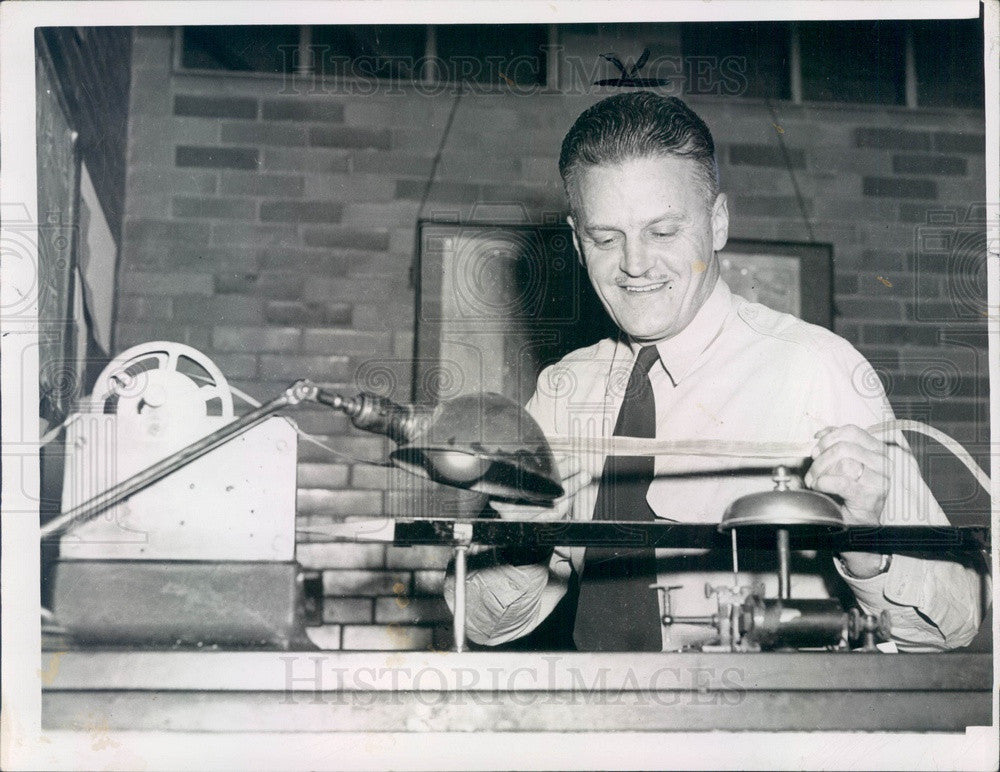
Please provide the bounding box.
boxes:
[445,92,985,652]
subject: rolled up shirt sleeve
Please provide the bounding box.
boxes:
[821,354,988,650]
[443,545,575,646]
[835,552,985,651]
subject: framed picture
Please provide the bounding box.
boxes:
[414,220,617,406]
[719,239,834,329]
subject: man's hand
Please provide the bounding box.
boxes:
[804,424,892,579]
[490,454,592,521]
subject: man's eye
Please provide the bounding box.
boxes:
[651,231,676,239]
[590,235,617,247]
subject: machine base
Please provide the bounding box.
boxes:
[52,560,308,648]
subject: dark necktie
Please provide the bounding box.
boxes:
[573,345,663,651]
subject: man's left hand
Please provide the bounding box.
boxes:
[804,424,892,579]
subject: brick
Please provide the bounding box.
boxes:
[302,173,397,202]
[173,295,265,324]
[351,151,435,177]
[322,598,374,624]
[264,300,328,325]
[302,329,391,354]
[211,223,298,248]
[431,626,454,651]
[342,201,422,228]
[213,272,304,298]
[256,247,352,274]
[854,127,931,151]
[296,462,351,489]
[340,625,433,651]
[834,297,904,320]
[350,465,391,490]
[891,154,967,176]
[731,194,808,218]
[221,121,307,146]
[124,219,212,245]
[289,408,350,435]
[374,597,451,624]
[927,400,983,424]
[395,178,478,203]
[260,200,343,223]
[303,227,391,252]
[176,145,259,170]
[932,132,985,154]
[212,325,301,352]
[413,570,445,596]
[834,274,857,296]
[898,203,934,223]
[862,324,939,347]
[172,196,256,220]
[296,488,382,517]
[887,374,985,400]
[115,323,211,351]
[297,542,384,570]
[310,126,391,150]
[862,177,937,200]
[296,432,387,458]
[322,569,410,596]
[262,147,351,174]
[258,354,352,381]
[817,198,895,221]
[385,545,453,571]
[127,243,258,271]
[729,143,805,168]
[218,172,304,197]
[262,99,345,122]
[855,348,899,371]
[393,331,414,358]
[208,353,257,380]
[174,94,257,119]
[128,168,218,196]
[353,303,415,331]
[117,294,173,320]
[305,625,342,649]
[119,271,214,295]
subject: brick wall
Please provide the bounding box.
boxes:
[118,27,988,650]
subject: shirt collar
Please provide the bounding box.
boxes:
[628,277,733,385]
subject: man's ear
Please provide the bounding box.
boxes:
[567,214,585,267]
[711,192,729,253]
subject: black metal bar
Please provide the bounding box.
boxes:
[390,519,991,552]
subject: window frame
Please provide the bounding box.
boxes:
[172,24,557,92]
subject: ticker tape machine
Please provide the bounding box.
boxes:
[44,342,991,652]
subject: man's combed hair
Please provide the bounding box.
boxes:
[559,91,720,203]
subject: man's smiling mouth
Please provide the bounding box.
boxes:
[622,281,671,293]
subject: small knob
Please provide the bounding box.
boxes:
[772,465,792,491]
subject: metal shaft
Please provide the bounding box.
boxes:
[777,527,791,600]
[453,545,468,652]
[40,385,307,541]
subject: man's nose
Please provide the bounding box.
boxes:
[619,238,655,277]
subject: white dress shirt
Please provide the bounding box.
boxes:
[446,278,985,651]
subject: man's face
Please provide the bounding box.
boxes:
[567,155,729,343]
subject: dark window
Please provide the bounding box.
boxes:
[181,26,301,73]
[311,25,426,80]
[681,22,791,99]
[912,17,984,109]
[435,25,547,86]
[799,21,906,105]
